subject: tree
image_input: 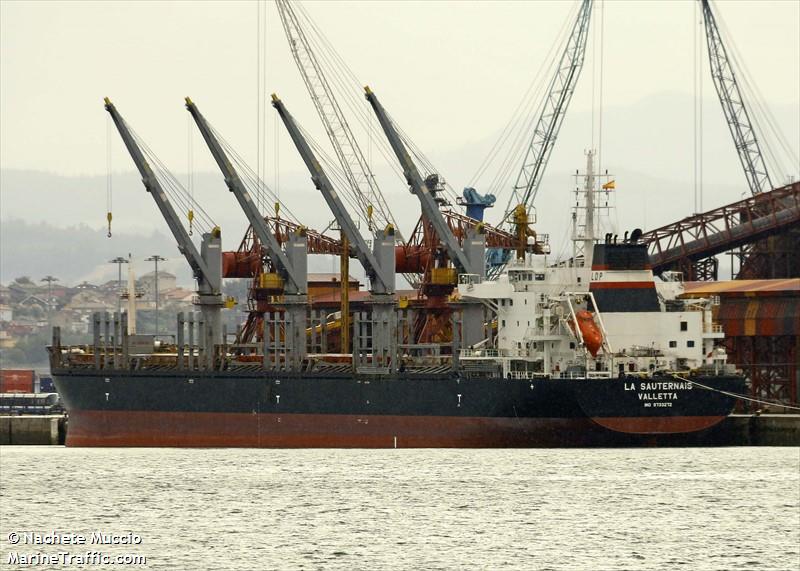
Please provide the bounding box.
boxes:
[14,331,51,365]
[0,347,27,366]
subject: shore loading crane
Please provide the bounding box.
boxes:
[104,98,224,364]
[500,0,593,267]
[273,94,398,372]
[701,0,772,198]
[274,0,404,244]
[186,97,311,368]
[698,0,799,280]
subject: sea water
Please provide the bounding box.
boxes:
[1,447,798,570]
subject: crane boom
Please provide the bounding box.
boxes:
[275,0,402,240]
[364,87,474,275]
[701,0,772,195]
[185,97,307,295]
[272,94,395,295]
[104,98,213,286]
[503,0,593,219]
[104,97,223,348]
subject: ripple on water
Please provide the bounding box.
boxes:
[0,447,798,571]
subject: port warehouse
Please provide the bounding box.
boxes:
[0,370,62,415]
[682,279,800,408]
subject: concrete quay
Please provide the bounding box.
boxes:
[712,414,800,446]
[0,415,66,445]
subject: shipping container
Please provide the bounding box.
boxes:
[0,370,35,393]
[38,376,55,393]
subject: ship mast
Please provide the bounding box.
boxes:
[583,151,596,268]
[571,150,613,268]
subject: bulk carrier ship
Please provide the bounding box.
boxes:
[50,235,743,448]
[49,92,744,448]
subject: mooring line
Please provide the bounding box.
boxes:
[670,373,800,412]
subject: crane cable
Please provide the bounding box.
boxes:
[261,0,270,211]
[596,0,605,178]
[264,0,272,206]
[486,1,583,218]
[206,119,300,224]
[696,2,704,213]
[187,113,195,235]
[468,1,578,196]
[106,115,113,237]
[295,2,460,203]
[693,1,699,214]
[127,121,216,235]
[714,5,798,181]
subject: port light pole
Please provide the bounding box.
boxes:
[109,257,128,316]
[145,255,166,335]
[41,275,59,325]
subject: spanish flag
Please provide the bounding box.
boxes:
[602,180,616,190]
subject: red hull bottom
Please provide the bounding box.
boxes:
[65,410,726,448]
[590,415,726,434]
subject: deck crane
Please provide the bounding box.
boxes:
[701,0,772,196]
[364,88,481,277]
[364,86,487,346]
[185,97,309,365]
[273,94,398,370]
[274,0,402,241]
[104,98,224,349]
[502,0,593,258]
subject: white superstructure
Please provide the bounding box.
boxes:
[457,154,729,380]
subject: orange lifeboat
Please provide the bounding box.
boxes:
[574,310,603,357]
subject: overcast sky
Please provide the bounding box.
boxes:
[3,0,797,167]
[1,0,798,241]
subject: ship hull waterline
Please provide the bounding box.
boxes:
[53,371,743,448]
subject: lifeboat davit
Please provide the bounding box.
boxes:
[575,310,603,357]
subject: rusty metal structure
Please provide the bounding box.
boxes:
[683,279,799,408]
[643,182,800,406]
[643,181,800,280]
[391,210,531,345]
[221,217,347,344]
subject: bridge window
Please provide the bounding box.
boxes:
[680,321,688,331]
